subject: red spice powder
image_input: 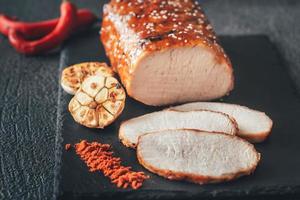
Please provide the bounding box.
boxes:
[65,143,71,151]
[74,140,149,189]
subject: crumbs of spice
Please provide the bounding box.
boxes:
[65,143,71,151]
[74,140,149,189]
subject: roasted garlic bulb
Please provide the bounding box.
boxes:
[61,62,114,95]
[69,75,126,128]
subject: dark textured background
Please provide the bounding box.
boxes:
[0,0,299,199]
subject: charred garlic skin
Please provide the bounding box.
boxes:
[69,75,126,128]
[61,62,115,95]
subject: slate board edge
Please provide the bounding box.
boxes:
[60,185,300,200]
[53,33,300,199]
[53,49,71,200]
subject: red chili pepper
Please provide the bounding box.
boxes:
[8,0,77,55]
[0,9,97,39]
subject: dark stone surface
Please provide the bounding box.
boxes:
[204,0,300,94]
[57,30,300,199]
[0,0,299,199]
[0,1,105,200]
[0,25,59,200]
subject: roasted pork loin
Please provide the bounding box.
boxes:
[119,110,238,148]
[170,102,273,142]
[101,0,234,106]
[137,130,260,184]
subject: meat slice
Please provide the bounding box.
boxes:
[101,0,234,106]
[119,110,238,148]
[170,102,273,142]
[137,130,260,184]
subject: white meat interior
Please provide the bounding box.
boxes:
[172,102,273,136]
[138,130,258,177]
[120,110,236,146]
[130,46,232,105]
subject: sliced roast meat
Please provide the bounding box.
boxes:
[119,110,238,148]
[137,129,260,184]
[101,0,234,106]
[170,102,273,142]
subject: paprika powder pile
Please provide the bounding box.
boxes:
[65,143,71,151]
[74,140,149,190]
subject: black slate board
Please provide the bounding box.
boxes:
[57,29,300,199]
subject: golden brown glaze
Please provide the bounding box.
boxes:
[101,0,232,96]
[118,0,217,49]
